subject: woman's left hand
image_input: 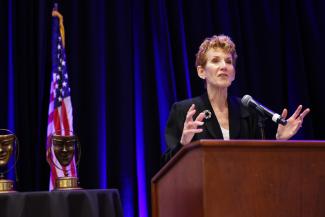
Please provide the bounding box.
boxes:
[276,105,310,140]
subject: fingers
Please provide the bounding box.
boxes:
[287,105,310,122]
[185,104,206,123]
[195,112,206,122]
[181,105,205,145]
[185,120,204,129]
[276,106,310,140]
[185,104,196,123]
[183,104,205,130]
[183,128,203,134]
[291,106,310,130]
[296,108,310,129]
[291,106,310,122]
[292,105,303,119]
[281,108,288,119]
[299,108,310,120]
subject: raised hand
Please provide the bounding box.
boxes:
[180,104,206,145]
[276,105,310,140]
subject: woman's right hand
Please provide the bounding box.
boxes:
[180,104,206,146]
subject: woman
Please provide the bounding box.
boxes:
[163,35,310,162]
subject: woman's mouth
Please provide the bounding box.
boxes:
[218,73,228,78]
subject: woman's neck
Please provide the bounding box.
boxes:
[207,86,228,111]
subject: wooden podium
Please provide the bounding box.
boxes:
[151,140,325,217]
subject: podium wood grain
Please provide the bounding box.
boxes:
[152,140,325,217]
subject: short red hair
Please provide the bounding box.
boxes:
[195,35,238,67]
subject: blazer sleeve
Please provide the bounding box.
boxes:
[161,102,186,165]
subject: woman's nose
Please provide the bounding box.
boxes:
[219,60,226,68]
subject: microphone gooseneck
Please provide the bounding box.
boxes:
[241,95,287,126]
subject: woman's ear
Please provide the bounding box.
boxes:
[197,66,206,80]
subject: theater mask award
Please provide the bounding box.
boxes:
[0,129,19,193]
[47,132,81,190]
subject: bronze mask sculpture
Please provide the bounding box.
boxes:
[47,132,81,190]
[0,129,19,193]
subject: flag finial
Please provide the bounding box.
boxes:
[53,3,58,12]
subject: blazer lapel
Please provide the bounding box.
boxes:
[194,94,249,140]
[195,93,223,139]
[228,97,241,139]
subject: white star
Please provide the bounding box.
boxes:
[62,61,66,66]
[53,73,57,81]
[56,75,60,80]
[58,67,61,71]
[58,97,62,102]
[55,84,59,89]
[64,73,68,79]
[63,81,67,87]
[58,44,61,49]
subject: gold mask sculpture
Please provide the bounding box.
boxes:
[52,135,76,167]
[47,133,81,190]
[0,134,14,167]
[0,130,18,193]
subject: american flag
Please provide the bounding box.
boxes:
[46,7,77,190]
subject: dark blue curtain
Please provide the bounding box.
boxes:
[0,0,324,216]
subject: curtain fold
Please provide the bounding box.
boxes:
[0,0,323,216]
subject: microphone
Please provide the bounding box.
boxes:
[241,95,287,126]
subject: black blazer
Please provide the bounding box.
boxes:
[163,93,262,163]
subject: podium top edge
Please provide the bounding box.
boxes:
[152,139,325,182]
[190,139,325,147]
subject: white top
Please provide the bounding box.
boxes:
[220,127,230,140]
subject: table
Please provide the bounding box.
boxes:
[0,189,123,217]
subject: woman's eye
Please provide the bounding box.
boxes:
[225,58,232,64]
[211,58,220,63]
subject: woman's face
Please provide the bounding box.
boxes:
[198,48,235,89]
[0,135,14,166]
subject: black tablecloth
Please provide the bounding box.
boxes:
[0,189,123,217]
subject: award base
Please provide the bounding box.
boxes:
[0,179,15,193]
[55,176,80,190]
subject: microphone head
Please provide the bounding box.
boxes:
[241,95,252,107]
